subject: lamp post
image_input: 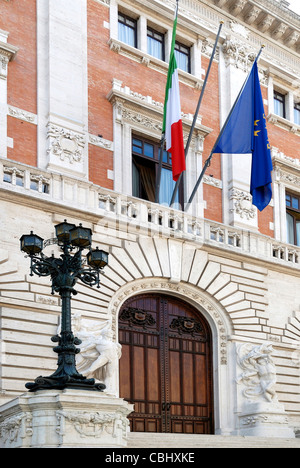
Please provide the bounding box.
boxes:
[20,220,109,392]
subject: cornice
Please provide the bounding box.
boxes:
[107,78,213,138]
[206,0,300,53]
[127,0,300,48]
[268,112,300,136]
[0,40,18,79]
[0,40,18,61]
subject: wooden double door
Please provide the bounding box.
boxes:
[119,294,214,434]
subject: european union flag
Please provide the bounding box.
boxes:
[214,61,273,211]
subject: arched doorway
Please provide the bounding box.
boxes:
[119,293,214,434]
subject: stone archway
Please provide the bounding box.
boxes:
[108,278,233,434]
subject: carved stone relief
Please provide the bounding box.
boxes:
[237,343,278,403]
[70,315,122,394]
[0,413,32,447]
[47,124,86,165]
[56,410,129,440]
[222,38,256,71]
[236,343,295,437]
[230,188,257,220]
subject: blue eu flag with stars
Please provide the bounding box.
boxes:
[214,61,273,211]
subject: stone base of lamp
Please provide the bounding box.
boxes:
[0,389,134,448]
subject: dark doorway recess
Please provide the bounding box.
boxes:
[119,293,214,434]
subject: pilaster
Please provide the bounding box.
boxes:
[36,0,89,178]
[0,29,18,159]
[220,37,258,230]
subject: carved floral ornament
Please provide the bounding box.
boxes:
[110,279,229,365]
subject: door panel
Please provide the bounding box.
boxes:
[119,294,214,434]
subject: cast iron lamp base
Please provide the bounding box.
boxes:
[25,377,106,392]
[25,330,106,392]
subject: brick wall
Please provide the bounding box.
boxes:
[1,0,37,167]
[0,0,299,233]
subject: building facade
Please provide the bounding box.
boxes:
[0,0,300,444]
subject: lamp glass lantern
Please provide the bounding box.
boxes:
[69,224,92,248]
[20,232,44,256]
[87,248,109,270]
[55,220,76,243]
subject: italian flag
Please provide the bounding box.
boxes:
[162,5,185,182]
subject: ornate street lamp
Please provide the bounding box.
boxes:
[20,220,109,392]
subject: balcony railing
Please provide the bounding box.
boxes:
[1,157,300,269]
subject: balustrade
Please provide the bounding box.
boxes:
[1,157,300,268]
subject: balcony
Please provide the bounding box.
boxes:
[1,157,300,270]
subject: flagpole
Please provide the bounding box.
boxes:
[184,45,265,212]
[155,0,179,204]
[169,21,224,207]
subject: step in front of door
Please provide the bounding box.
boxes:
[127,433,300,448]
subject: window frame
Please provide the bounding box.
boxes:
[274,90,286,119]
[132,135,183,206]
[294,102,300,125]
[118,11,138,48]
[175,41,191,74]
[147,26,165,61]
[286,191,300,246]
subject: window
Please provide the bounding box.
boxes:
[274,91,286,119]
[3,172,12,184]
[30,178,49,194]
[132,136,183,206]
[294,103,300,125]
[147,27,165,61]
[118,12,137,48]
[286,192,300,246]
[175,41,191,73]
[3,170,23,187]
